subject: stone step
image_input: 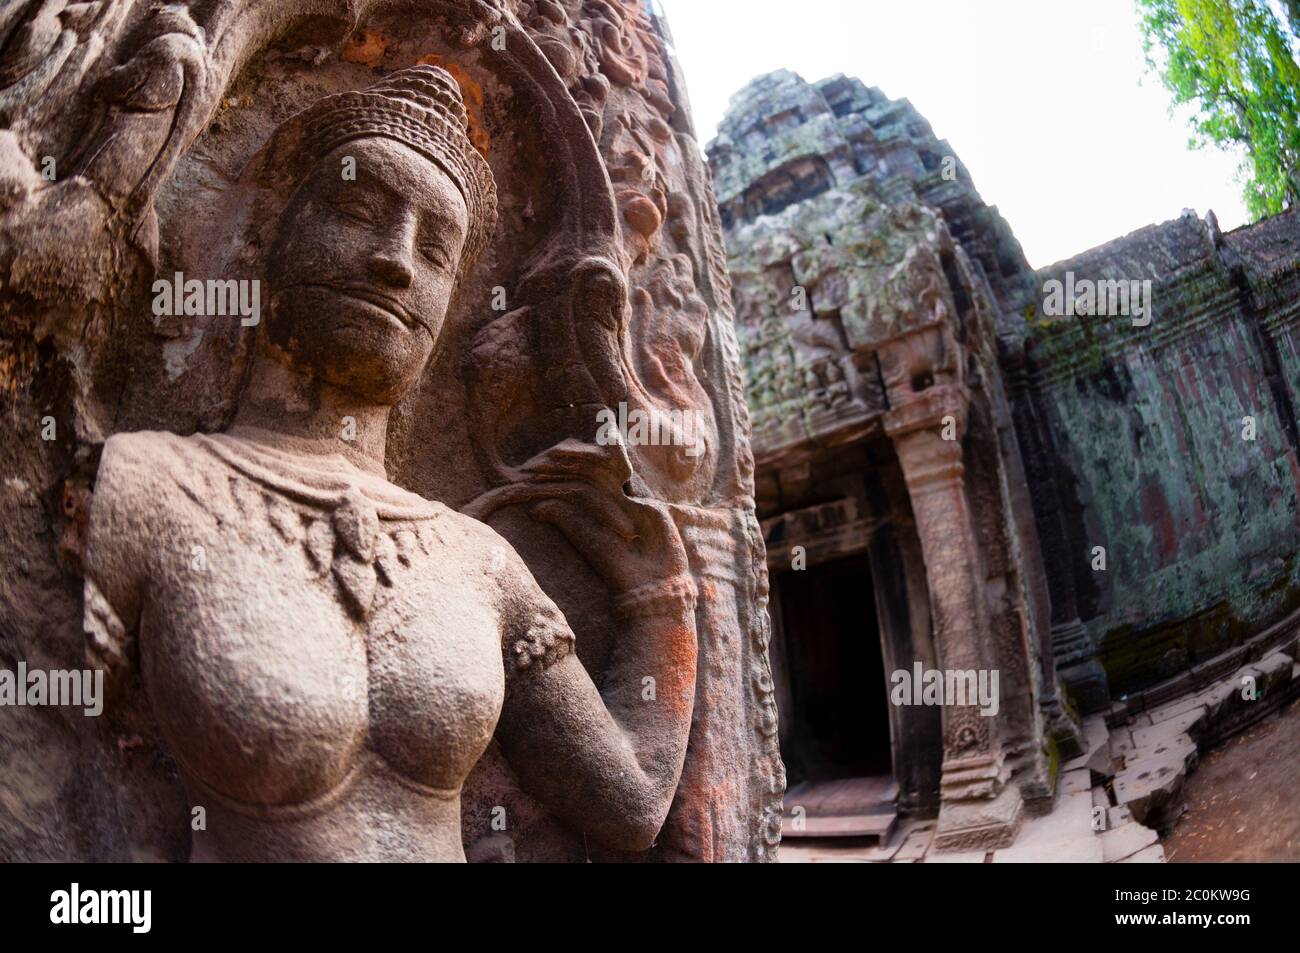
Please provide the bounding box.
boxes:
[782,811,897,844]
[991,789,1103,863]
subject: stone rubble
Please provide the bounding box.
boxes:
[782,629,1299,862]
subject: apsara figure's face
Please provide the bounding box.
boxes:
[266,137,469,404]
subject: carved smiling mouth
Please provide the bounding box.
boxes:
[298,283,416,330]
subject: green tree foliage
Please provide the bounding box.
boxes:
[1138,0,1300,216]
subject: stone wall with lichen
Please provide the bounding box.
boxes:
[713,68,1300,706]
[707,70,1036,467]
[1016,209,1300,695]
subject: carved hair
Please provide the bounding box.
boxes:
[277,64,498,276]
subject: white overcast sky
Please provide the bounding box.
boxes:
[658,0,1252,269]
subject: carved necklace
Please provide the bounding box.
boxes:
[194,429,444,619]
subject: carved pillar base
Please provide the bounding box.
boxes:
[933,783,1023,852]
[1053,618,1110,713]
[1006,737,1055,805]
[1050,717,1087,766]
[1039,688,1086,763]
[1051,617,1092,663]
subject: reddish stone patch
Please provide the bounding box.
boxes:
[1162,367,1190,457]
[417,54,490,159]
[342,30,388,68]
[620,191,662,239]
[1140,481,1178,564]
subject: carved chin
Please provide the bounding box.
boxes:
[268,293,430,403]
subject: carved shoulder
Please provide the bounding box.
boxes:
[445,511,577,684]
[92,431,197,535]
[85,430,221,664]
[84,432,170,668]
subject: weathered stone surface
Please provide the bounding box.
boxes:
[1107,804,1134,828]
[1113,753,1186,829]
[1059,768,1092,796]
[989,789,1101,863]
[1014,206,1300,700]
[0,0,781,862]
[712,69,1073,850]
[1100,820,1160,863]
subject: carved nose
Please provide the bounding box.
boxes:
[368,251,413,289]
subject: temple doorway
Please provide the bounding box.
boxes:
[775,551,899,843]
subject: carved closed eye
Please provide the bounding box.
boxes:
[417,238,455,270]
[330,194,378,224]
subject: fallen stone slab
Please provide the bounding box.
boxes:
[1132,707,1205,751]
[1113,751,1186,829]
[1086,742,1115,781]
[1110,726,1137,762]
[1197,679,1239,722]
[1147,693,1209,726]
[1066,713,1116,777]
[1254,651,1295,691]
[1100,821,1159,862]
[1106,804,1133,829]
[1132,726,1198,774]
[1061,768,1092,795]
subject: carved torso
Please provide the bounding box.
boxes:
[85,428,573,861]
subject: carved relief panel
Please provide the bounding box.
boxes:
[0,0,781,862]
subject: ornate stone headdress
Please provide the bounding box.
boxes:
[283,64,497,276]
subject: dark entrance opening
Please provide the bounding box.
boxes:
[777,551,893,783]
[776,550,898,842]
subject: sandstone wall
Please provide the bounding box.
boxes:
[0,0,781,862]
[1016,209,1300,696]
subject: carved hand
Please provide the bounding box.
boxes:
[518,440,690,595]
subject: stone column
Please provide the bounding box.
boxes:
[883,383,1023,851]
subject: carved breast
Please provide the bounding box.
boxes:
[125,433,506,812]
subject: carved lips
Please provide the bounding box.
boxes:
[299,283,417,332]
